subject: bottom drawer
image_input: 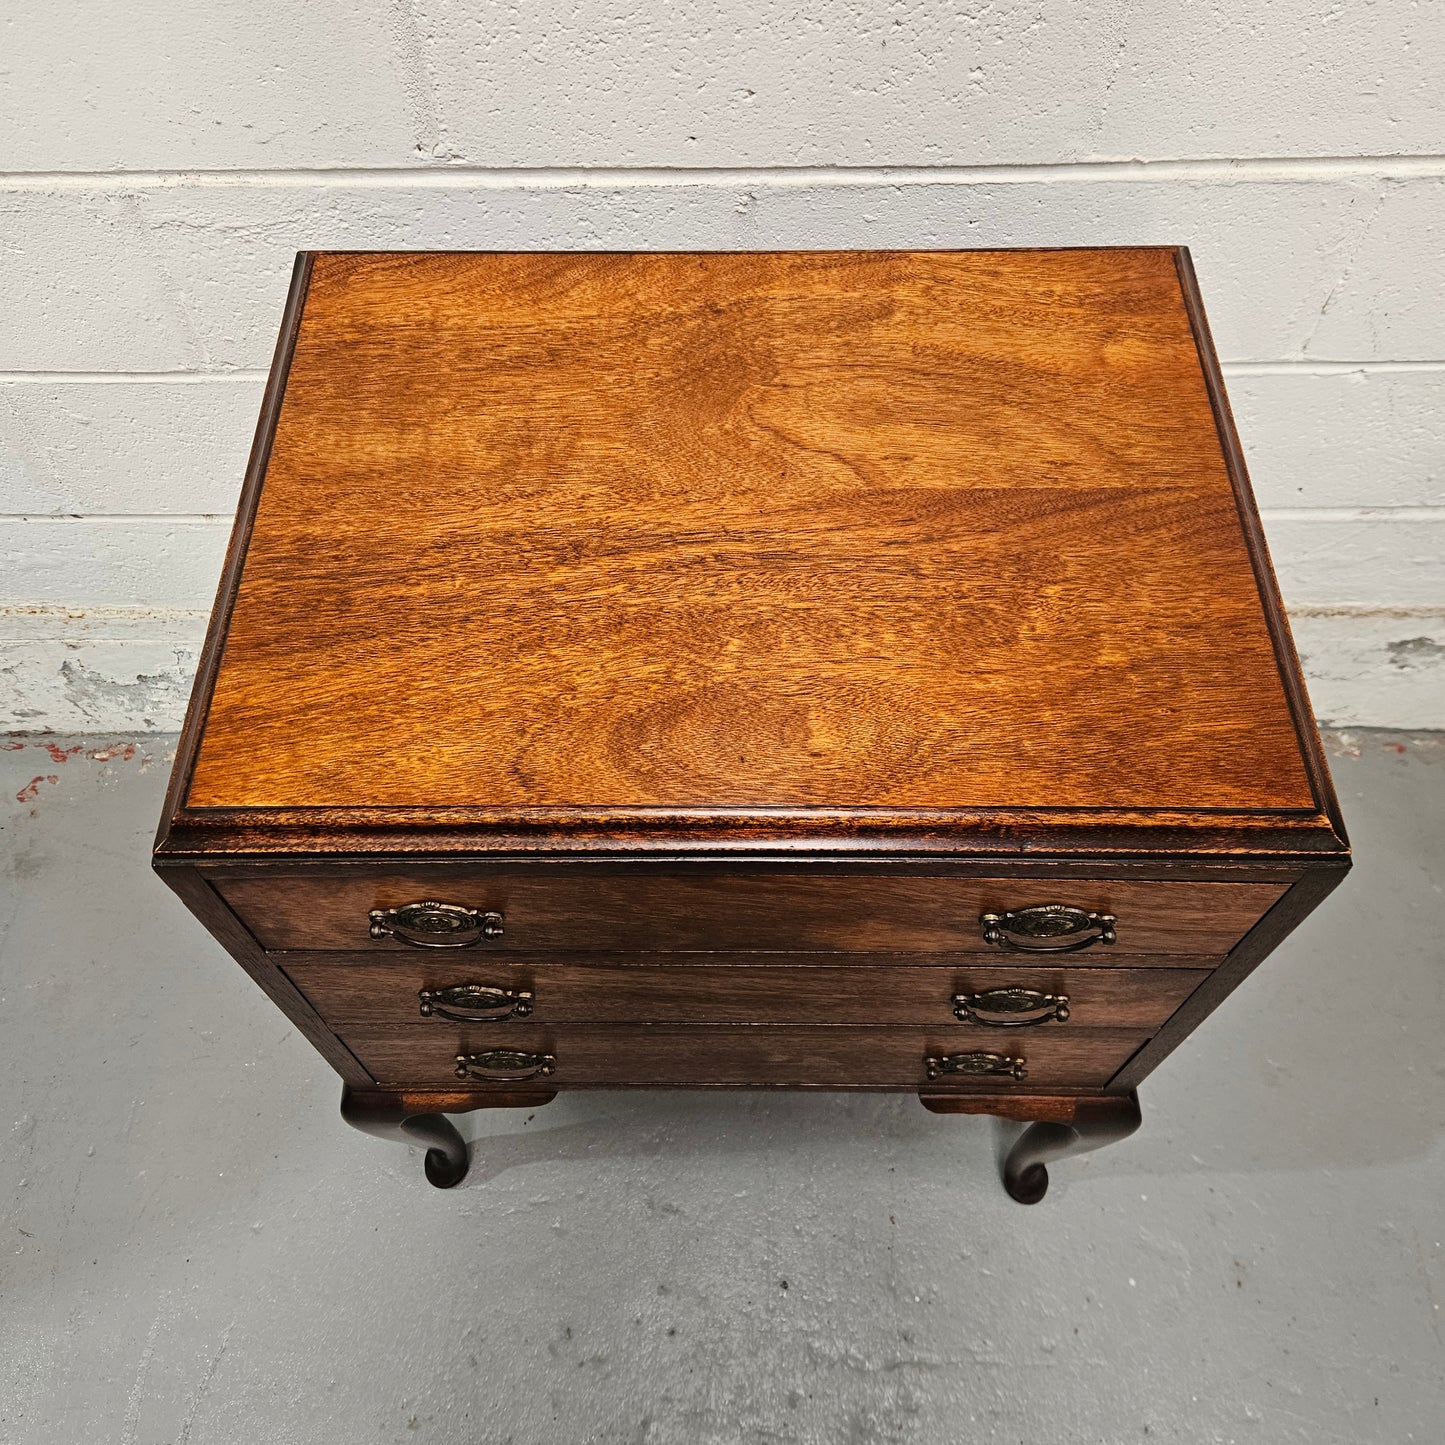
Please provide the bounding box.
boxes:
[342,1024,1150,1091]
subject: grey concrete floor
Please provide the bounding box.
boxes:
[1,732,1441,1444]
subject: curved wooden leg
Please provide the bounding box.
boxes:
[340,1087,472,1188]
[340,1086,558,1188]
[1002,1092,1142,1205]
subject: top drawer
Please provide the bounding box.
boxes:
[214,871,1287,956]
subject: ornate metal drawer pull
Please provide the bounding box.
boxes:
[953,987,1070,1027]
[925,1051,1026,1081]
[980,904,1116,953]
[419,984,533,1022]
[368,901,504,948]
[455,1049,556,1082]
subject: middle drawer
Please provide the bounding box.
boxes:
[284,958,1208,1030]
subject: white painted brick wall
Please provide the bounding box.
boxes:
[2,3,1442,731]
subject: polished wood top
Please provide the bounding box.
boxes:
[177,249,1338,851]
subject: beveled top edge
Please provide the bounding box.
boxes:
[1169,248,1346,849]
[300,245,1188,257]
[155,802,1349,862]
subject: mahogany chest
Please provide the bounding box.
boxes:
[155,249,1349,1201]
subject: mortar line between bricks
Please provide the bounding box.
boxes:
[0,604,212,620]
[1256,507,1445,523]
[0,372,271,384]
[0,515,232,523]
[1222,361,1445,376]
[1290,605,1445,619]
[3,362,1445,386]
[1,155,1444,187]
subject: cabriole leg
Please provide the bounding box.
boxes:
[340,1087,472,1188]
[1002,1091,1142,1205]
[339,1086,558,1188]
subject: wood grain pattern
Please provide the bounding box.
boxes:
[216,869,1285,955]
[285,959,1209,1030]
[343,1087,558,1115]
[343,1022,1149,1090]
[183,249,1321,829]
[918,1094,1085,1122]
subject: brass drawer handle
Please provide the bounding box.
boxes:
[420,984,533,1022]
[953,987,1070,1027]
[368,901,504,948]
[925,1051,1026,1081]
[980,905,1116,953]
[455,1049,555,1082]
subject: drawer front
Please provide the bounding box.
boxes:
[218,872,1286,956]
[343,1023,1149,1090]
[289,959,1208,1030]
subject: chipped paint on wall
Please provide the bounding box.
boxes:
[1,608,203,732]
[1321,728,1445,761]
[1287,612,1445,730]
[1386,636,1445,670]
[1,644,198,732]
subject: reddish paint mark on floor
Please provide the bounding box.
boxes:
[0,740,144,764]
[88,743,138,762]
[16,775,60,803]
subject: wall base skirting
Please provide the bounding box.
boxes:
[1,606,1439,734]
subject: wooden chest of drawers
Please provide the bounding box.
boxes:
[155,248,1349,1202]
